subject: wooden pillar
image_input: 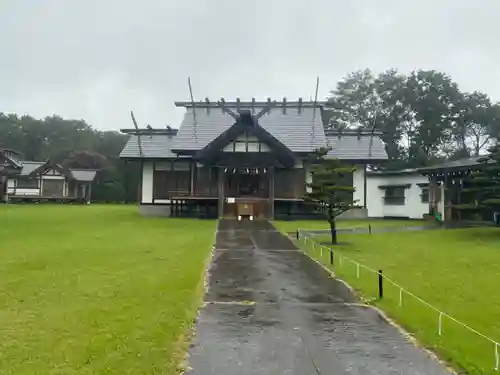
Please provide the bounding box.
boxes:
[139,160,144,204]
[173,159,178,194]
[63,178,67,197]
[0,175,6,203]
[428,176,434,214]
[124,160,129,204]
[87,183,92,203]
[189,161,195,196]
[363,163,367,208]
[457,178,462,221]
[444,172,452,222]
[208,166,213,196]
[218,167,224,218]
[269,166,275,219]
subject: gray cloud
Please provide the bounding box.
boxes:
[1,0,499,130]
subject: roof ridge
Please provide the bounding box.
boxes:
[175,100,326,109]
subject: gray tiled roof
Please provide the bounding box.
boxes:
[119,134,180,159]
[16,162,96,181]
[171,104,326,153]
[417,156,494,172]
[70,170,97,182]
[368,156,494,176]
[0,149,24,168]
[118,132,389,161]
[326,135,388,160]
[19,162,44,175]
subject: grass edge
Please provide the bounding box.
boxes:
[176,221,218,374]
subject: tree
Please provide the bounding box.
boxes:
[325,69,486,169]
[305,148,357,244]
[449,92,499,156]
[402,70,462,162]
[326,69,408,165]
[457,144,500,219]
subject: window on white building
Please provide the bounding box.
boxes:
[421,187,429,203]
[15,177,38,189]
[383,186,406,205]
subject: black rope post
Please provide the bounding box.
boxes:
[378,269,384,300]
[329,247,334,266]
[296,229,299,240]
[368,224,372,234]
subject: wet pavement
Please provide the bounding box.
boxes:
[187,220,452,375]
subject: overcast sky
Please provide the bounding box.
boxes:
[1,0,499,131]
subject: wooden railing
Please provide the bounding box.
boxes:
[165,190,304,200]
[168,190,218,198]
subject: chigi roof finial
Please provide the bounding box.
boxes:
[205,97,210,114]
[219,97,225,113]
[187,77,197,140]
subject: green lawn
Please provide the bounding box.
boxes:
[0,205,215,375]
[299,228,500,375]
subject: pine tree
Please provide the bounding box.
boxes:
[305,147,358,244]
[458,144,500,220]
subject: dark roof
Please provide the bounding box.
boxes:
[378,183,412,189]
[325,132,387,161]
[0,148,23,169]
[120,128,178,136]
[195,109,297,168]
[171,100,326,153]
[367,168,420,176]
[418,156,492,173]
[367,155,493,177]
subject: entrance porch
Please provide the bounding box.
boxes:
[219,167,274,220]
[143,157,308,219]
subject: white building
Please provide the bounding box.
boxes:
[365,169,431,219]
[364,155,490,221]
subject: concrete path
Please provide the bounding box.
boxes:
[187,220,452,375]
